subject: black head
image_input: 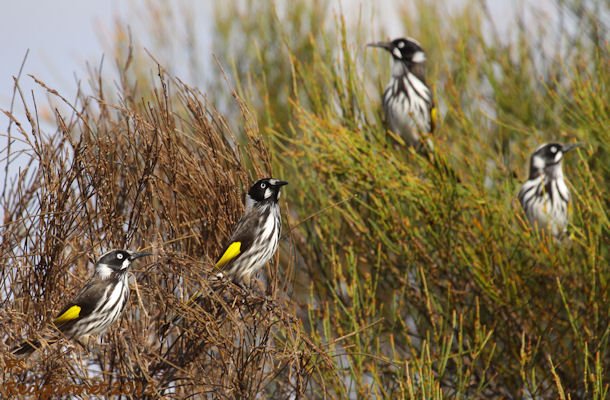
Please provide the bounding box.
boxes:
[368,37,426,65]
[528,142,580,178]
[96,249,151,272]
[247,178,288,204]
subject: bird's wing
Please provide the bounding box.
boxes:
[429,103,437,134]
[215,215,257,270]
[52,279,108,330]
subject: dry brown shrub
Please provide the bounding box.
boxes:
[0,60,326,398]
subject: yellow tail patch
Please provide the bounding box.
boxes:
[54,305,81,324]
[215,242,241,269]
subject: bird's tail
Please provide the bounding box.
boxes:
[12,338,44,357]
[159,275,228,337]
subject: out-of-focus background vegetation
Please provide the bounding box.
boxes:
[0,0,608,398]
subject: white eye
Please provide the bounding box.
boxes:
[117,253,124,260]
[260,183,267,189]
[398,41,405,48]
[550,146,557,153]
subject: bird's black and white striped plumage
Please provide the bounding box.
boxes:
[518,143,579,239]
[215,178,287,286]
[12,249,150,356]
[160,178,287,332]
[369,37,436,151]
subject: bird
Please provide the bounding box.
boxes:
[518,142,580,240]
[12,249,151,356]
[160,178,288,335]
[368,37,436,153]
[214,177,288,286]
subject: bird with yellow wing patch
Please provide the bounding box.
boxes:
[368,37,436,154]
[214,177,288,286]
[12,249,151,356]
[161,178,288,334]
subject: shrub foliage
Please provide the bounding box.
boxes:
[0,0,608,398]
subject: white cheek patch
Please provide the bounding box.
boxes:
[392,48,402,59]
[277,190,281,200]
[97,264,113,279]
[121,259,131,270]
[412,51,426,63]
[533,155,545,170]
[264,188,272,199]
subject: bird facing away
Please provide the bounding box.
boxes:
[12,249,151,356]
[368,37,436,152]
[518,142,580,240]
[216,178,288,286]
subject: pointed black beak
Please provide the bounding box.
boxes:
[274,180,288,187]
[367,41,392,51]
[562,143,583,153]
[129,252,152,261]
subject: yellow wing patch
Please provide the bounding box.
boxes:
[215,242,241,269]
[54,305,81,324]
[430,107,438,133]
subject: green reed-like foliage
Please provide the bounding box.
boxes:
[210,0,609,398]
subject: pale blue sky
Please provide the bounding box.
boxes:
[0,1,564,113]
[1,0,124,107]
[0,0,569,178]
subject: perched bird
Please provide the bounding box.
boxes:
[368,37,436,152]
[215,177,288,286]
[161,178,288,334]
[518,142,580,239]
[12,249,151,356]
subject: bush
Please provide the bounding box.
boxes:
[1,0,608,398]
